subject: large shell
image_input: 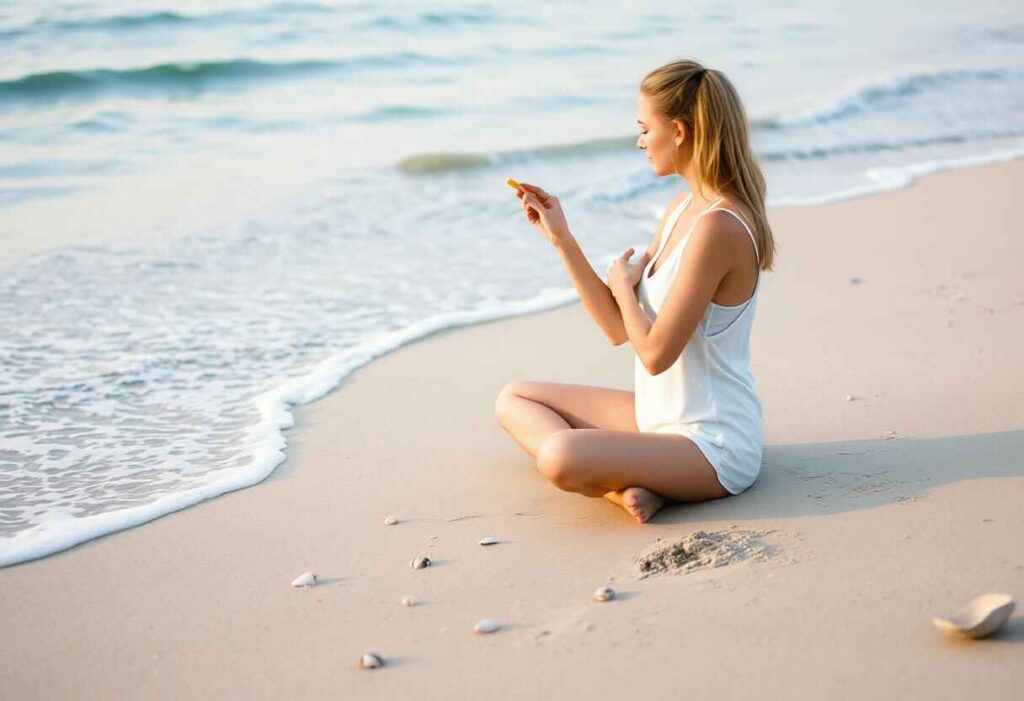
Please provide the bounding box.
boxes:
[291,571,317,588]
[933,593,1015,639]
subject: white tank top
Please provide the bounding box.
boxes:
[634,193,763,494]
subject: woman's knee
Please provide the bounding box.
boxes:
[494,381,527,421]
[536,430,580,491]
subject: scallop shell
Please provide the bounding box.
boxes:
[359,652,384,669]
[291,571,317,588]
[593,586,616,602]
[933,593,1016,639]
[474,619,500,634]
[410,555,431,569]
[478,537,499,546]
[401,595,418,607]
[383,515,399,525]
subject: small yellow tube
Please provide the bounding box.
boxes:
[505,177,522,191]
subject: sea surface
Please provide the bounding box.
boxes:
[2,0,1022,566]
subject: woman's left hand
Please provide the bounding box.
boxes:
[606,247,651,299]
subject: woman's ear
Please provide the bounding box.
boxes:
[673,120,686,146]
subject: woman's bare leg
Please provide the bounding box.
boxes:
[494,381,729,522]
[534,428,731,510]
[493,381,637,458]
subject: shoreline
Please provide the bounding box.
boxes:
[1,158,1022,698]
[5,154,1024,568]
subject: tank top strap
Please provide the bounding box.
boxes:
[654,193,693,258]
[707,207,760,266]
[678,196,726,244]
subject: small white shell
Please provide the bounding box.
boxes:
[844,394,855,402]
[384,515,399,525]
[478,537,499,546]
[359,652,384,669]
[410,555,431,569]
[402,595,418,607]
[291,571,317,588]
[474,619,500,634]
[593,586,616,602]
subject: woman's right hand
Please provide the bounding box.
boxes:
[516,182,571,247]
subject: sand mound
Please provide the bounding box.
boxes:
[633,528,776,578]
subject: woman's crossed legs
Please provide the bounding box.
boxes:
[493,381,730,523]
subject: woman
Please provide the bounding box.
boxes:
[494,59,777,524]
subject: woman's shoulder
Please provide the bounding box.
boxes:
[691,198,759,263]
[712,197,755,231]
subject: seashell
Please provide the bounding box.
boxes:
[410,555,431,569]
[401,595,418,607]
[474,619,500,634]
[359,652,384,669]
[844,394,855,402]
[291,571,317,588]
[593,586,616,602]
[479,537,499,546]
[384,515,399,525]
[933,593,1015,639]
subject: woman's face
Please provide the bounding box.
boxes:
[635,91,686,177]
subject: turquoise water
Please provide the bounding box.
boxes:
[1,0,1023,566]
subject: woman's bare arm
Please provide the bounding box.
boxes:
[554,234,628,345]
[560,194,684,345]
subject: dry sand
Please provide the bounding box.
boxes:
[1,159,1022,699]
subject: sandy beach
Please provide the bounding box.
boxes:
[2,158,1022,698]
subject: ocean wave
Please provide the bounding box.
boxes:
[397,135,636,173]
[365,9,499,30]
[0,2,335,38]
[0,53,456,104]
[757,67,1018,129]
[396,126,1024,176]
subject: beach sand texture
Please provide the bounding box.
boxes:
[1,159,1022,698]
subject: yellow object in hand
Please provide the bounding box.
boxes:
[505,177,522,191]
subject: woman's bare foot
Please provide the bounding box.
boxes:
[604,487,666,524]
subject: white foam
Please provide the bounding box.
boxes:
[0,287,579,568]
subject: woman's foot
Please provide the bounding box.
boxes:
[604,487,666,524]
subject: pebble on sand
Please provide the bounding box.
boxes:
[359,652,384,669]
[410,555,432,569]
[291,571,317,588]
[593,586,616,602]
[384,515,399,525]
[474,619,500,634]
[479,537,499,546]
[844,394,855,402]
[402,596,418,607]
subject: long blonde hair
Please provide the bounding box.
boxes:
[640,58,776,270]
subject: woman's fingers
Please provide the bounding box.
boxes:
[520,182,551,199]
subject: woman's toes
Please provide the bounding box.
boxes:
[621,487,665,524]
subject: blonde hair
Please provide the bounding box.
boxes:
[640,58,776,270]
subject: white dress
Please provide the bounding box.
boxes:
[634,193,764,495]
